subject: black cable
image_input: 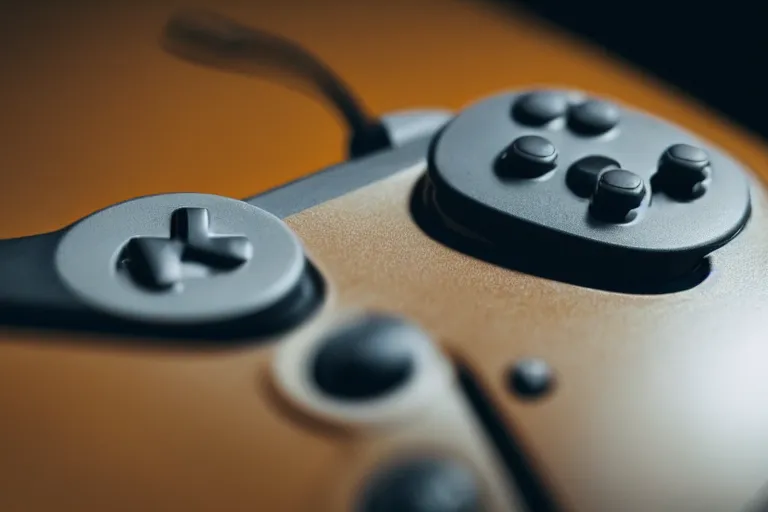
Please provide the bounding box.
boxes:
[162,9,391,157]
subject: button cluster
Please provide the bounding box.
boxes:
[500,139,712,224]
[425,88,751,293]
[503,93,714,224]
[511,91,569,126]
[512,91,619,136]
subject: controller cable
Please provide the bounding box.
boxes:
[162,9,392,158]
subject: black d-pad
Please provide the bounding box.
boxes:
[120,207,252,291]
[422,89,751,293]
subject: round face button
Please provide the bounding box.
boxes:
[496,135,558,178]
[667,143,709,166]
[566,155,621,197]
[602,169,643,190]
[568,99,620,135]
[512,91,569,126]
[590,169,646,223]
[509,358,555,398]
[514,135,556,159]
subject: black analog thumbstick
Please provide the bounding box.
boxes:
[312,315,433,401]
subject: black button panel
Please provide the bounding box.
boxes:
[496,135,558,179]
[422,89,751,293]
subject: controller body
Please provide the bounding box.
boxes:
[2,2,768,512]
[2,88,768,512]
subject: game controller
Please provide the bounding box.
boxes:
[1,9,767,512]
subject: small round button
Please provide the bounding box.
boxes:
[568,100,620,135]
[566,155,621,197]
[654,143,711,200]
[496,135,558,179]
[590,169,646,223]
[509,358,554,398]
[512,91,569,126]
[358,457,483,512]
[312,315,432,401]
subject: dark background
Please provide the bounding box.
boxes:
[496,0,768,140]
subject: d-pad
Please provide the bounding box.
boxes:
[119,207,252,291]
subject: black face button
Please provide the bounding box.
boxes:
[496,135,558,179]
[509,358,554,399]
[653,143,711,200]
[566,155,621,197]
[590,169,646,223]
[358,458,483,512]
[312,315,431,401]
[512,91,569,126]
[568,100,620,135]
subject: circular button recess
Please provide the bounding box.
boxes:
[313,314,435,401]
[655,143,712,200]
[358,457,483,512]
[566,155,621,197]
[273,312,450,426]
[55,193,307,325]
[512,91,569,126]
[590,169,646,223]
[496,135,558,178]
[568,99,620,135]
